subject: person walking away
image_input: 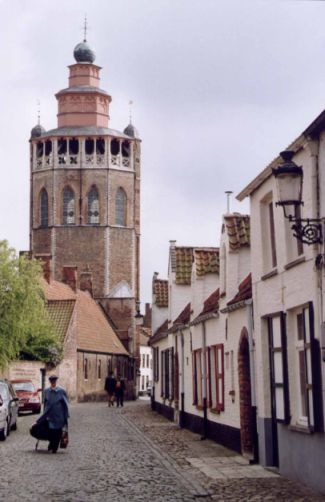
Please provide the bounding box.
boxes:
[115,376,125,407]
[37,375,69,453]
[104,371,116,407]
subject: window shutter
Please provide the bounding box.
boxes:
[309,302,324,432]
[216,344,224,412]
[192,351,197,405]
[207,347,212,408]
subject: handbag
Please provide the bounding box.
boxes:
[60,427,69,449]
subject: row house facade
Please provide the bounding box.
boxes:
[237,110,325,493]
[150,217,255,455]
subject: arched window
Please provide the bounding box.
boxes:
[88,186,99,224]
[115,188,127,226]
[40,188,48,227]
[63,187,75,225]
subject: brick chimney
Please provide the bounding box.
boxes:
[62,266,78,292]
[34,254,52,284]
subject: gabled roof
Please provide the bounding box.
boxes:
[194,248,219,276]
[224,214,250,251]
[150,319,169,345]
[227,273,252,307]
[153,279,169,308]
[169,303,191,331]
[190,288,220,326]
[75,290,129,355]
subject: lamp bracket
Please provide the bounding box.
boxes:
[289,216,323,245]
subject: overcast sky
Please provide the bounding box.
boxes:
[1,0,325,305]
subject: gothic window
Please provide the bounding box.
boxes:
[110,139,120,155]
[63,187,75,225]
[40,188,48,227]
[115,188,127,226]
[88,186,99,224]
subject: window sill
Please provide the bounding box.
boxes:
[261,268,278,281]
[284,256,305,270]
[288,423,314,434]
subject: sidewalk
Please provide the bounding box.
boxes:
[121,400,325,501]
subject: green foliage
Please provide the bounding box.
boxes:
[0,240,62,368]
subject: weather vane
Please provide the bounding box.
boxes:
[37,99,41,125]
[83,14,88,42]
[129,100,133,124]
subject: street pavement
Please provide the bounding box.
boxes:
[0,399,324,501]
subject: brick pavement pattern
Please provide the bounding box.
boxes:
[0,400,324,501]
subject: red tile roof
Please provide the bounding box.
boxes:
[150,319,168,344]
[153,279,168,307]
[175,247,193,285]
[41,278,76,300]
[200,288,220,316]
[224,214,250,251]
[227,273,252,306]
[172,302,191,327]
[47,300,75,342]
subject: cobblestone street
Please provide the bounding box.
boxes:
[0,400,324,501]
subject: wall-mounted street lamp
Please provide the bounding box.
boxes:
[272,151,323,245]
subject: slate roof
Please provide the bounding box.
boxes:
[227,273,252,307]
[224,214,250,251]
[150,319,169,345]
[153,279,168,308]
[194,248,219,276]
[75,290,129,355]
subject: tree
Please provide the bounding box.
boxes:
[0,240,62,368]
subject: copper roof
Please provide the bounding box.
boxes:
[224,214,250,251]
[153,279,168,307]
[75,290,129,355]
[227,273,252,307]
[175,247,193,285]
[195,248,219,276]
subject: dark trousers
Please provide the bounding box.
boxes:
[48,428,62,452]
[116,392,124,407]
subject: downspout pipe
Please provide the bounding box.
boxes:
[245,299,256,407]
[179,328,185,428]
[201,320,208,440]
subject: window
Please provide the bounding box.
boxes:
[40,188,48,227]
[146,375,149,389]
[85,138,94,155]
[96,138,105,155]
[122,140,130,158]
[208,344,225,412]
[261,195,277,272]
[161,348,174,400]
[88,186,99,224]
[63,187,75,225]
[141,375,145,390]
[293,304,323,430]
[153,347,159,382]
[268,314,289,423]
[142,354,145,368]
[98,359,101,380]
[110,139,120,155]
[115,188,127,226]
[84,357,88,380]
[146,354,149,368]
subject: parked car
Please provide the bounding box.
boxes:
[11,379,42,415]
[0,379,19,440]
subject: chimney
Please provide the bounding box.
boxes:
[62,266,78,292]
[80,270,93,296]
[143,303,152,328]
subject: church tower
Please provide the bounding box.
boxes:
[29,38,141,355]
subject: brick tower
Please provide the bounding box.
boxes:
[29,38,141,357]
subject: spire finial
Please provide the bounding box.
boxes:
[83,14,87,42]
[129,100,133,124]
[225,191,233,213]
[37,99,41,125]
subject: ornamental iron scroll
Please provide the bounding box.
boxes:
[290,217,323,245]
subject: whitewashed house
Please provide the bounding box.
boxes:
[237,113,325,492]
[138,328,152,395]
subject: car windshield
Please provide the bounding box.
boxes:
[12,382,35,392]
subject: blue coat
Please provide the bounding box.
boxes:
[38,386,69,430]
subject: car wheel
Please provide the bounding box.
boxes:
[0,419,9,441]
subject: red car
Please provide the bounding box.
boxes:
[10,379,42,414]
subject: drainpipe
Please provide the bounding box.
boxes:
[201,320,208,440]
[179,328,185,428]
[245,299,256,407]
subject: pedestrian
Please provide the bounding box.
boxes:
[104,371,116,407]
[115,375,125,407]
[37,375,69,453]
